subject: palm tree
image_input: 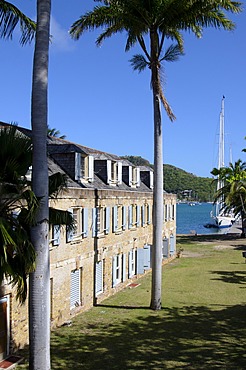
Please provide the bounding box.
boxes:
[0,124,74,302]
[29,1,51,368]
[0,1,35,44]
[47,126,66,139]
[211,159,246,237]
[0,125,37,303]
[70,0,242,310]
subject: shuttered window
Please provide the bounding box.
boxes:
[122,206,126,230]
[128,249,136,278]
[92,207,110,237]
[163,238,169,258]
[52,225,60,246]
[70,269,81,309]
[112,254,122,287]
[95,261,103,296]
[67,208,88,242]
[170,235,176,256]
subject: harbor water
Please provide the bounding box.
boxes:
[176,202,226,235]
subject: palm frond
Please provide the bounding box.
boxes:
[0,1,36,45]
[49,207,75,232]
[160,43,184,63]
[129,54,149,73]
[49,172,68,198]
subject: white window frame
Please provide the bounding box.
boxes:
[112,254,122,287]
[107,160,122,185]
[92,207,110,237]
[67,207,88,242]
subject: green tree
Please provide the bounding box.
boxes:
[0,125,37,303]
[70,0,242,310]
[0,0,35,44]
[211,160,246,237]
[29,1,51,368]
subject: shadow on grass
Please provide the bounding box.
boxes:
[46,304,246,370]
[177,234,242,245]
[210,270,246,285]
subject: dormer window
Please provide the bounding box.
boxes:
[75,153,94,183]
[140,168,154,189]
[122,165,140,188]
[107,160,122,185]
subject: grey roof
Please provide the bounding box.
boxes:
[1,122,153,193]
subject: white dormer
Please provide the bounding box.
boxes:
[75,152,94,183]
[106,160,122,185]
[123,165,140,188]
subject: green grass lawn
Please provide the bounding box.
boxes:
[18,236,246,369]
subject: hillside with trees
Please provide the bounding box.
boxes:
[121,156,215,202]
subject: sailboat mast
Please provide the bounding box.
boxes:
[216,96,225,216]
[219,96,225,170]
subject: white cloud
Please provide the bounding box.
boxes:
[50,16,75,52]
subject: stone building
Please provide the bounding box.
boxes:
[0,126,176,359]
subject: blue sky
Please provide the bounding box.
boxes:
[1,0,245,178]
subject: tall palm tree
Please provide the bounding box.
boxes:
[29,0,51,368]
[70,0,242,310]
[0,1,35,44]
[211,159,246,237]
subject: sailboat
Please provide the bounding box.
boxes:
[211,96,235,228]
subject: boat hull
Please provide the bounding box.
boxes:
[215,215,234,228]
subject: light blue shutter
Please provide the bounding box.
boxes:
[105,207,110,234]
[70,269,80,308]
[141,205,145,227]
[128,206,132,229]
[136,205,140,227]
[66,208,73,242]
[53,225,60,246]
[147,204,151,224]
[170,235,175,256]
[128,251,133,278]
[122,206,126,230]
[95,261,103,295]
[137,248,144,274]
[143,244,151,270]
[92,208,97,237]
[112,256,117,287]
[122,254,126,282]
[163,238,169,258]
[82,208,88,238]
[113,206,118,232]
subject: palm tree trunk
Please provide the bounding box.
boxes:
[29,1,51,369]
[150,30,163,310]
